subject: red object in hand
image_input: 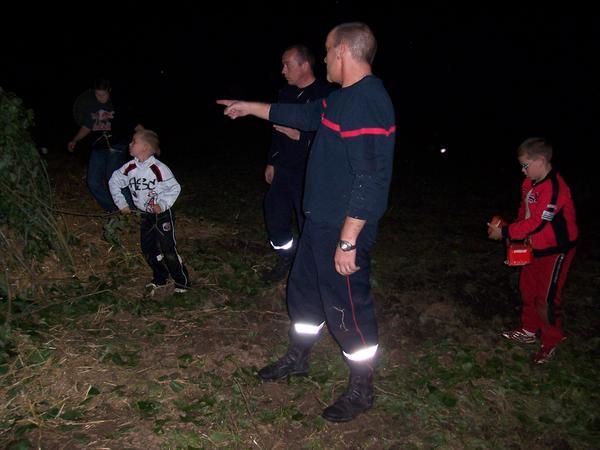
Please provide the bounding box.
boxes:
[506,242,533,266]
[490,215,507,227]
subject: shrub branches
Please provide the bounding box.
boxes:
[0,87,73,297]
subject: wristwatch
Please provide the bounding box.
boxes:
[338,240,357,252]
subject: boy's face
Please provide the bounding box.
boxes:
[518,154,545,181]
[129,134,152,160]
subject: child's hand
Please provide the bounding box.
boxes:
[152,204,162,214]
[487,223,503,240]
[489,215,506,227]
[487,215,505,240]
[120,207,131,215]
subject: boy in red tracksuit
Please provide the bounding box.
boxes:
[488,137,578,364]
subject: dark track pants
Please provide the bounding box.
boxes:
[140,209,190,289]
[264,165,305,249]
[519,248,575,348]
[287,218,378,355]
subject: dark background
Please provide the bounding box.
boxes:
[2,8,597,209]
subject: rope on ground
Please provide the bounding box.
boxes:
[50,208,142,218]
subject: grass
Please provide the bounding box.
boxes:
[376,336,599,448]
[0,156,598,449]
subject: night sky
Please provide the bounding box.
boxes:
[2,8,596,186]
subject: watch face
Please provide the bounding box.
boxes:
[339,240,355,251]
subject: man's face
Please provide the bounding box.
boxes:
[324,32,341,84]
[281,49,305,87]
[94,89,110,104]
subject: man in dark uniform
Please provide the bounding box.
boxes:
[263,45,336,282]
[69,78,140,212]
[219,22,395,423]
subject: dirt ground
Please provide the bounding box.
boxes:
[1,151,598,449]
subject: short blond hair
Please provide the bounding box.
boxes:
[137,129,161,156]
[518,137,552,162]
[331,22,377,65]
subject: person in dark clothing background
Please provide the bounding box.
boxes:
[263,44,336,282]
[68,78,141,212]
[218,22,396,423]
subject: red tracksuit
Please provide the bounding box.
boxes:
[503,170,578,348]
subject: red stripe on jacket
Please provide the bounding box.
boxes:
[123,163,137,175]
[150,164,163,182]
[321,117,396,138]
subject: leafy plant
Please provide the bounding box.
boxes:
[0,87,73,286]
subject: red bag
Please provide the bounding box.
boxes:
[506,241,533,266]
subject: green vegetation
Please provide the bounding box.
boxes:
[0,128,598,447]
[0,88,74,375]
[0,88,73,275]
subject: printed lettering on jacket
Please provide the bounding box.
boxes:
[128,178,157,192]
[526,191,539,204]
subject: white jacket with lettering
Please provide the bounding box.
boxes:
[109,155,181,213]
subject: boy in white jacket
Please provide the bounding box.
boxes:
[109,129,190,293]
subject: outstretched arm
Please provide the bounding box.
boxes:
[216,100,271,120]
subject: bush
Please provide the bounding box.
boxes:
[0,87,73,291]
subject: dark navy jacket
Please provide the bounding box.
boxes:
[268,79,336,169]
[270,75,396,225]
[81,96,139,150]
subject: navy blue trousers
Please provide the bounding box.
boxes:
[287,218,379,354]
[264,165,305,249]
[87,145,133,212]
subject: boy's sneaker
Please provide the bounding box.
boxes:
[174,285,190,294]
[533,345,556,364]
[145,281,167,297]
[502,328,537,344]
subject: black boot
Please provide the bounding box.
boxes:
[258,345,310,381]
[322,372,374,422]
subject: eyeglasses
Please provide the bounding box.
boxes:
[520,162,531,171]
